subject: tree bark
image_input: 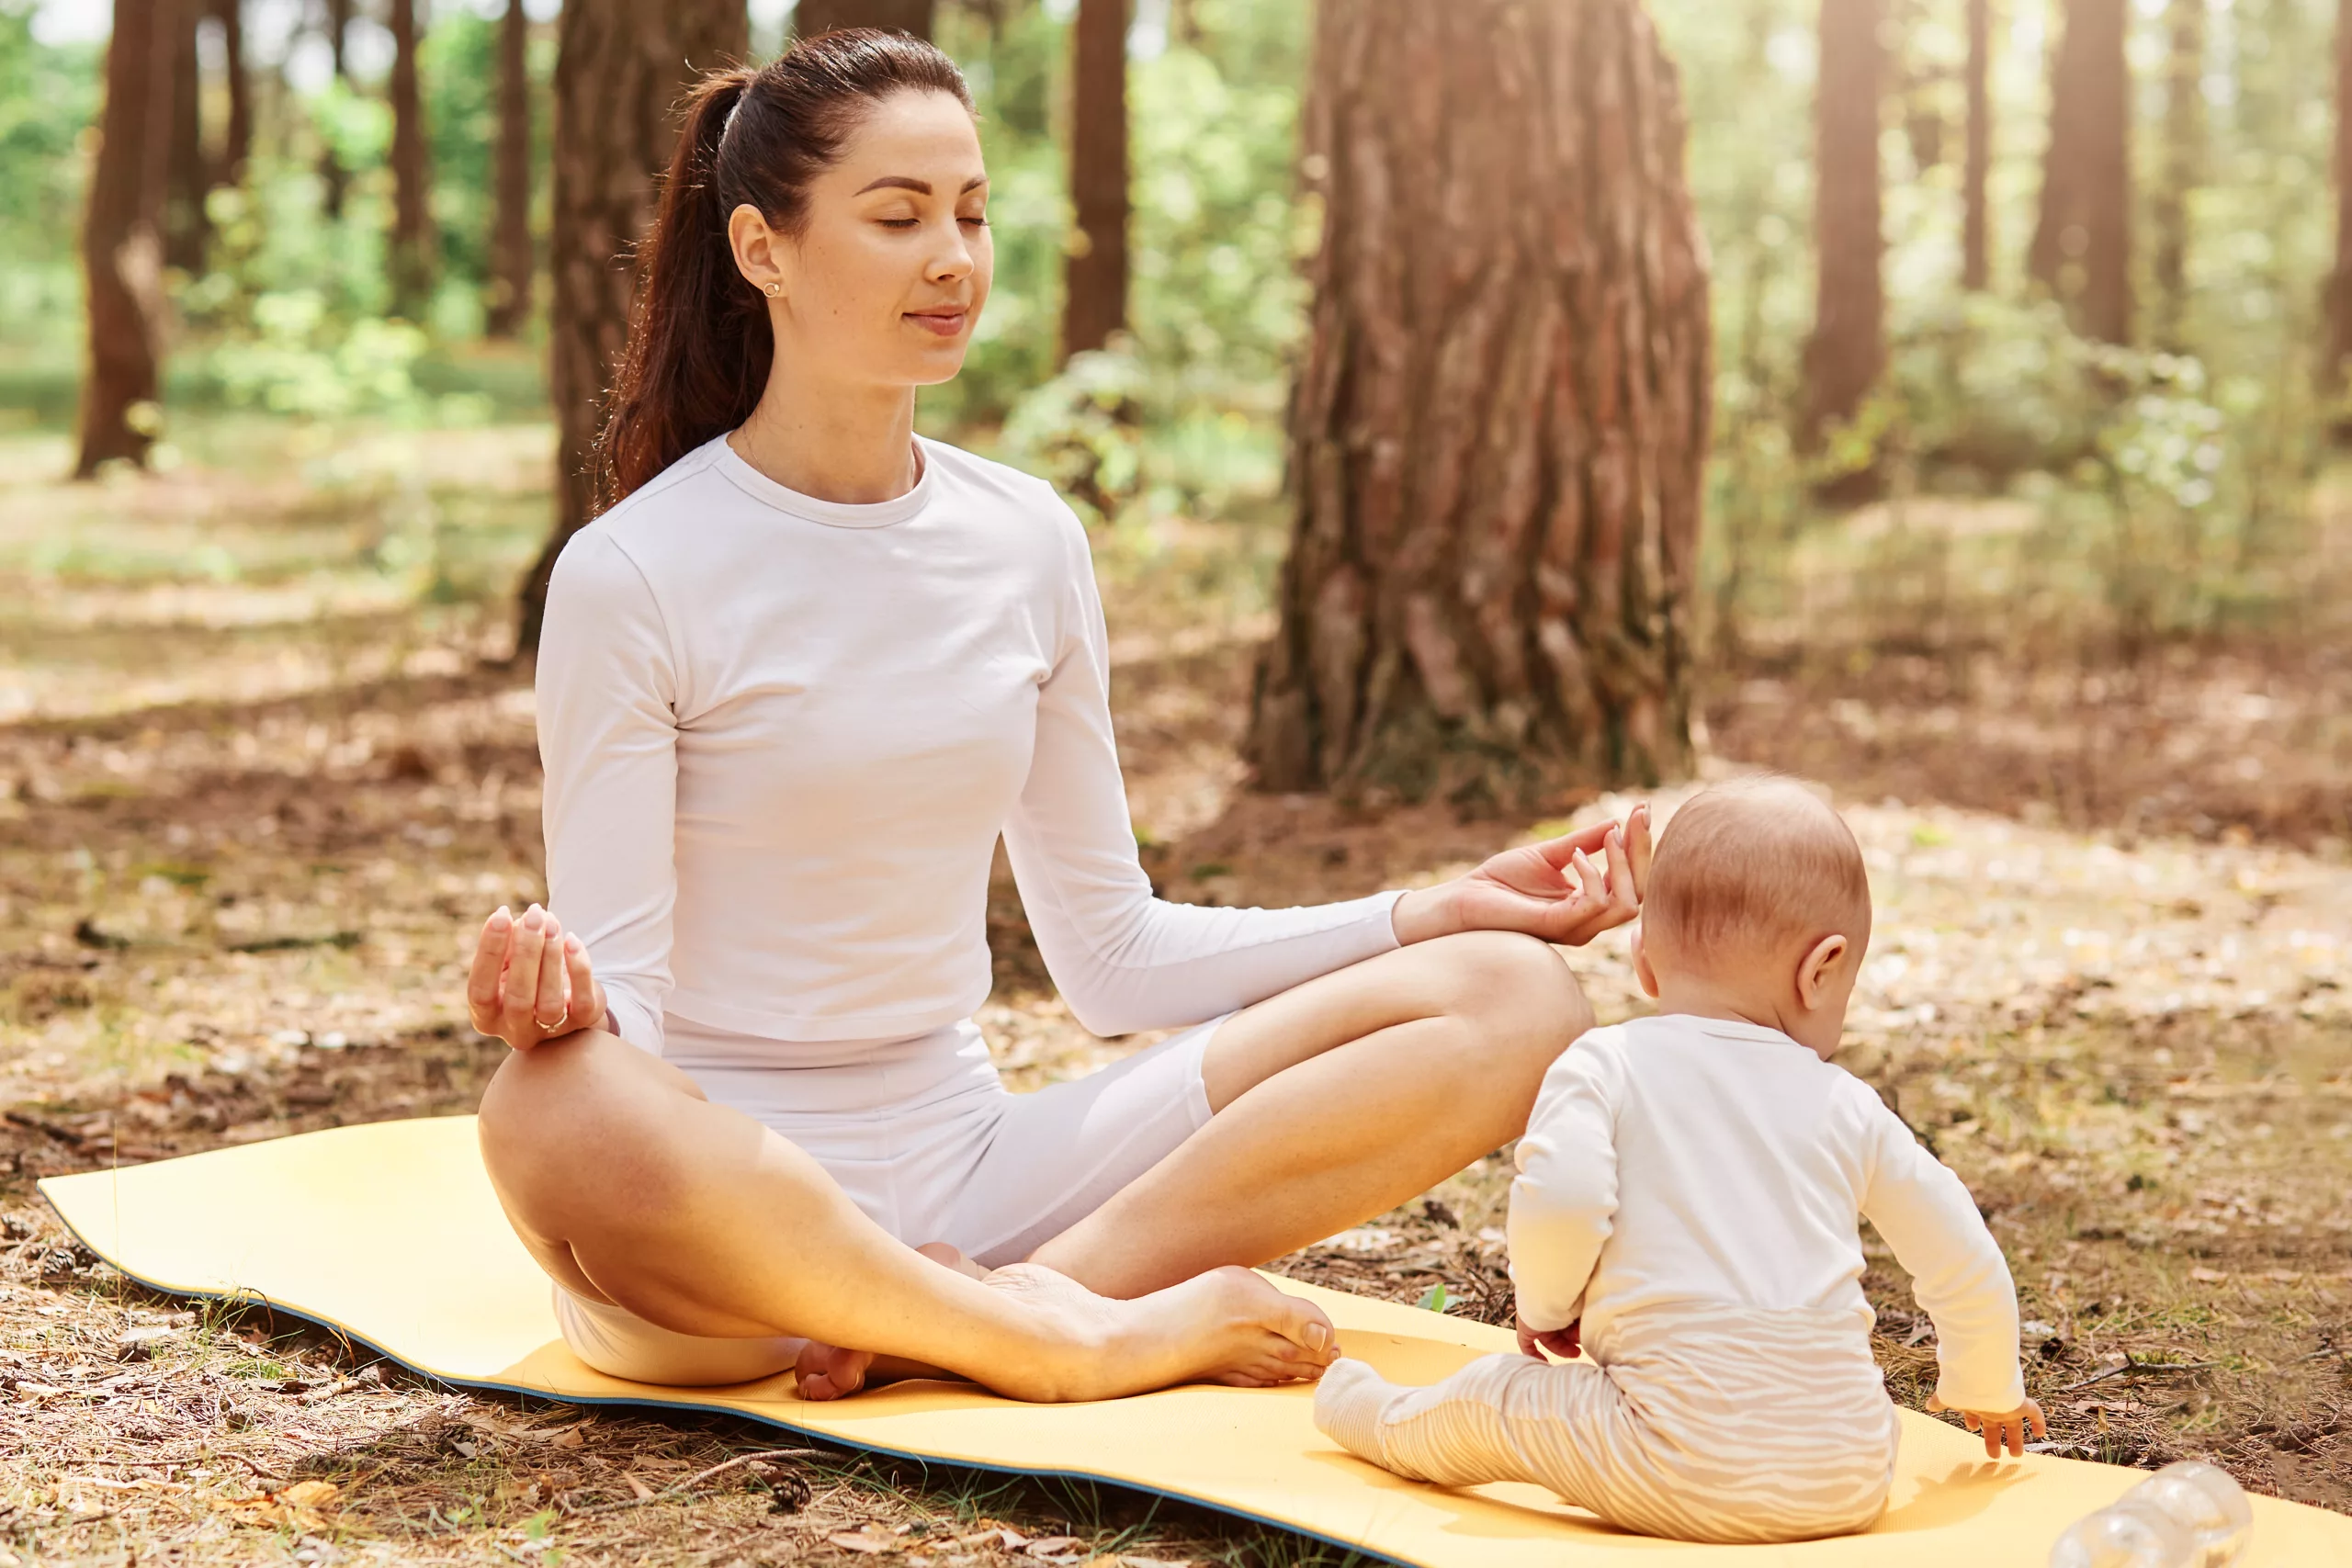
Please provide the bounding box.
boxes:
[1062,0,1129,360]
[1801,0,1884,449]
[486,0,535,339]
[76,0,178,478]
[2326,0,2352,414]
[388,0,435,319]
[1244,0,1712,806]
[2152,0,2203,348]
[164,0,207,272]
[796,0,933,39]
[1962,0,1992,290]
[515,0,750,654]
[209,0,251,190]
[321,0,350,219]
[2029,0,2132,344]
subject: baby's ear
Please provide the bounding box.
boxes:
[1793,932,1850,1010]
[1631,922,1661,999]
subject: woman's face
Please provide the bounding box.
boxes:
[732,89,992,392]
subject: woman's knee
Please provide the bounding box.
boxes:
[477,1032,692,1216]
[1419,931,1594,1067]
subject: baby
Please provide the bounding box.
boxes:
[1313,776,2044,1545]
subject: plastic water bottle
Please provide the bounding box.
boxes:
[2048,1461,2253,1568]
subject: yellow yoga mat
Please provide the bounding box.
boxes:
[40,1116,2352,1566]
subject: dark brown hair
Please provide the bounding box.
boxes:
[593,29,974,513]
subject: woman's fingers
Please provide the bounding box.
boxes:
[465,907,514,1027]
[561,933,601,1031]
[502,905,551,1025]
[1597,827,1639,923]
[1527,818,1617,872]
[1623,803,1655,901]
[531,912,571,1026]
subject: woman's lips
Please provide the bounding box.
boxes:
[906,309,967,337]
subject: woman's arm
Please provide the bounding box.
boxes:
[1004,514,1648,1039]
[529,526,684,1055]
[1002,525,1407,1037]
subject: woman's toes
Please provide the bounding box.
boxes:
[1213,1266,1336,1360]
[796,1342,873,1401]
[914,1241,989,1280]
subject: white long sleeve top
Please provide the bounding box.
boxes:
[1509,1014,2027,1414]
[535,433,1404,1055]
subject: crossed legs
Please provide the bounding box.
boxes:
[473,930,1589,1401]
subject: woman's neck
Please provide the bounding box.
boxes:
[728,373,921,505]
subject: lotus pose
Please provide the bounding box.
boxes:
[469,29,1650,1405]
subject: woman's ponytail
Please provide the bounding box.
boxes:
[592,31,976,513]
[593,68,766,513]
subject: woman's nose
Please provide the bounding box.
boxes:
[928,224,974,283]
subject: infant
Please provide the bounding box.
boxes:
[1313,776,2044,1544]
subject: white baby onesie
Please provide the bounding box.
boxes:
[1315,1014,2025,1544]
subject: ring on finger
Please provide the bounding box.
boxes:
[533,1007,569,1032]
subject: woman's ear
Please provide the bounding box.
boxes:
[1794,933,1849,1011]
[729,202,789,300]
[1632,923,1661,1000]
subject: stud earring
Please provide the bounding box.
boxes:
[763,282,781,298]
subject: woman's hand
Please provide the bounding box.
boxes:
[1392,805,1652,948]
[465,904,608,1051]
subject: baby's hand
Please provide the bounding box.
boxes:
[1516,1315,1580,1361]
[1927,1394,2046,1458]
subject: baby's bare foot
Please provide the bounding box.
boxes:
[978,1263,1335,1402]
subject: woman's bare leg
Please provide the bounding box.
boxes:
[475,1028,1335,1401]
[1027,930,1592,1298]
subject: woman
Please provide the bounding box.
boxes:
[469,30,1651,1405]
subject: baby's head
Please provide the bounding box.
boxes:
[1632,776,1871,1058]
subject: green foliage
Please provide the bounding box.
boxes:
[198,290,491,425]
[1662,0,2341,659]
[928,0,1309,525]
[0,2,93,266]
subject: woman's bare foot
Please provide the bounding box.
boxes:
[797,1242,983,1401]
[978,1263,1336,1403]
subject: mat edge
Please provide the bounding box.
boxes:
[40,1179,1412,1568]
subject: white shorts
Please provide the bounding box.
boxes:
[553,1011,1225,1385]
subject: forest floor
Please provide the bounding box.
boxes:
[0,419,2346,1566]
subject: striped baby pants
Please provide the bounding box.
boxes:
[1314,1303,1901,1544]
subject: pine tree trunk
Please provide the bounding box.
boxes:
[1962,0,1992,290]
[486,0,535,339]
[1062,0,1128,359]
[796,0,933,39]
[1801,0,1885,449]
[2326,0,2352,419]
[164,0,207,273]
[2151,0,2202,348]
[515,0,749,654]
[2030,0,2132,344]
[388,0,435,320]
[1244,0,1711,806]
[210,0,250,189]
[76,0,177,478]
[321,0,350,220]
